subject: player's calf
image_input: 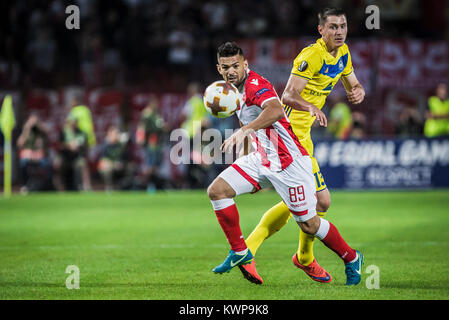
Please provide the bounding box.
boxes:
[297,215,321,235]
[316,188,331,212]
[209,179,248,263]
[211,198,247,252]
[294,215,362,285]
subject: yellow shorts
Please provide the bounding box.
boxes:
[298,135,327,192]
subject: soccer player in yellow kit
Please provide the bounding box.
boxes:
[239,8,365,285]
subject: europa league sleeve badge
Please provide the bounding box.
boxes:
[298,61,308,72]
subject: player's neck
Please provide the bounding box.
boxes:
[326,44,339,57]
[236,74,248,92]
[328,47,339,57]
[321,38,339,57]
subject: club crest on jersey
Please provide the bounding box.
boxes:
[339,59,344,70]
[298,61,308,72]
[250,78,259,86]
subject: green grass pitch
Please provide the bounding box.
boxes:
[0,189,448,300]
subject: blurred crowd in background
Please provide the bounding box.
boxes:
[1,0,449,193]
[1,0,447,89]
[11,82,238,193]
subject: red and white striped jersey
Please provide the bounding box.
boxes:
[236,69,308,172]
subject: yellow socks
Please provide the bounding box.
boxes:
[246,201,291,255]
[245,202,327,267]
[296,211,326,266]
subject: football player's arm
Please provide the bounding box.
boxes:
[282,75,327,127]
[239,121,251,155]
[244,98,284,131]
[341,72,365,104]
[222,99,284,153]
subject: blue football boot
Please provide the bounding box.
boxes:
[345,250,364,285]
[213,249,254,274]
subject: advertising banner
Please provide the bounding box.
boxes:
[314,138,449,189]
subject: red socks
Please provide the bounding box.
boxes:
[316,218,357,263]
[211,199,356,264]
[211,199,247,252]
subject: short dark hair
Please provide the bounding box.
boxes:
[217,42,244,61]
[318,7,346,26]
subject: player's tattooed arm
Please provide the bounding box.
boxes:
[341,73,365,104]
[282,75,327,127]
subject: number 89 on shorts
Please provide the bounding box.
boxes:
[288,186,305,203]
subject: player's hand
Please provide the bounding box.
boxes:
[347,86,365,104]
[221,127,253,156]
[308,105,327,127]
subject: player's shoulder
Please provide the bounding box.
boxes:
[245,70,274,91]
[247,69,271,83]
[244,70,277,103]
[305,41,322,53]
[297,44,318,56]
[294,42,323,64]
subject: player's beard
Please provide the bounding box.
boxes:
[228,73,246,91]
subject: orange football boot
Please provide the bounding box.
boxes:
[238,259,263,285]
[292,253,332,283]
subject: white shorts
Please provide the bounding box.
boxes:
[219,152,317,222]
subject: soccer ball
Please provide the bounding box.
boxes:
[203,80,241,118]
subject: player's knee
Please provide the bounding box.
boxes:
[299,223,316,235]
[207,183,221,200]
[316,192,331,212]
[298,216,320,235]
[207,179,234,200]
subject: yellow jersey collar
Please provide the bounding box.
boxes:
[317,38,343,59]
[317,38,328,51]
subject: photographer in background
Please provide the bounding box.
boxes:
[17,114,53,193]
[98,125,133,191]
[55,115,88,191]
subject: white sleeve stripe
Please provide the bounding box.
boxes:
[260,96,280,108]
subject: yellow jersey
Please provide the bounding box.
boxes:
[284,38,354,140]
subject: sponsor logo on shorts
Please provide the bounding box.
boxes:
[290,202,307,208]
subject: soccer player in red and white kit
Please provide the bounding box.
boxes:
[208,42,363,285]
